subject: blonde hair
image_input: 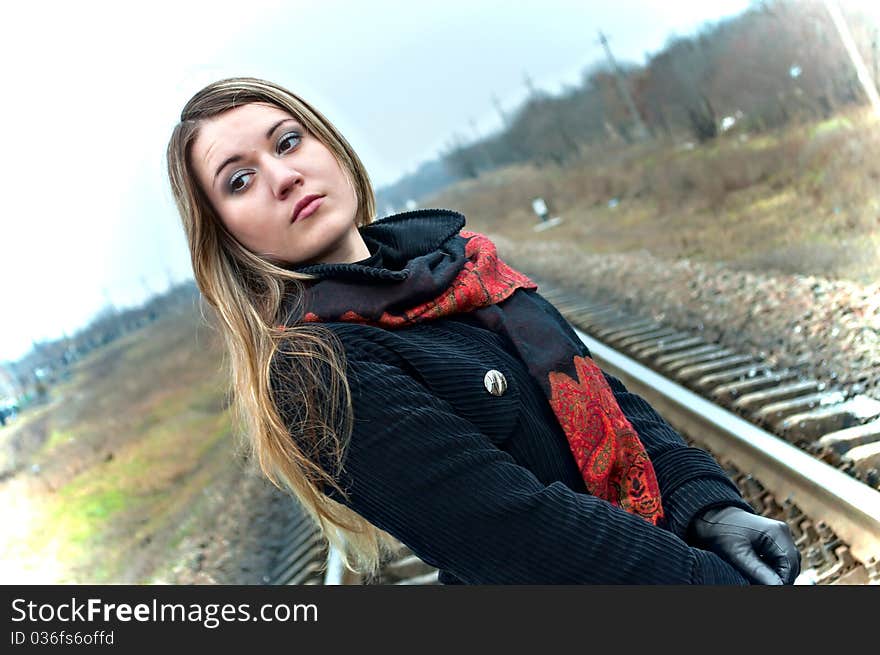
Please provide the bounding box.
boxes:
[166,77,399,580]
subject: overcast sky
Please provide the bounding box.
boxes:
[0,0,804,362]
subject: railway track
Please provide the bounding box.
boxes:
[269,279,880,585]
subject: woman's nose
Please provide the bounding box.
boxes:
[263,156,303,199]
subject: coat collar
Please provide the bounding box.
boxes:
[288,208,466,283]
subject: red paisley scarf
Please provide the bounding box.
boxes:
[288,209,664,526]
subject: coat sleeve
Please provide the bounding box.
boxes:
[601,370,756,542]
[312,346,749,584]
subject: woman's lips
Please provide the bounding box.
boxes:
[293,196,324,222]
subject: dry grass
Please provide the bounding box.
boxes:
[0,309,258,583]
[428,106,880,284]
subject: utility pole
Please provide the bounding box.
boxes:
[448,132,479,178]
[491,92,529,161]
[523,71,538,100]
[165,267,176,292]
[873,27,879,94]
[102,288,126,337]
[140,275,154,302]
[60,329,74,365]
[468,117,495,169]
[822,0,880,117]
[468,117,482,142]
[491,93,510,129]
[597,30,650,141]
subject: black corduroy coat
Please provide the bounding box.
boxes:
[273,210,754,584]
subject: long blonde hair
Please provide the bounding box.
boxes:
[166,77,399,580]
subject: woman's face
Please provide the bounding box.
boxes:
[191,102,364,267]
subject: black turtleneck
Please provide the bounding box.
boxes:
[288,209,466,283]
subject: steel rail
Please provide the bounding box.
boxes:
[575,326,880,566]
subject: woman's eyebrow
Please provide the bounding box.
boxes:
[212,118,302,185]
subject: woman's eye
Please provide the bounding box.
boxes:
[228,171,254,194]
[277,131,302,154]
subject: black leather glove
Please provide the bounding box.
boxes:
[691,506,801,585]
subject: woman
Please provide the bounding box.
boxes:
[167,77,800,585]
